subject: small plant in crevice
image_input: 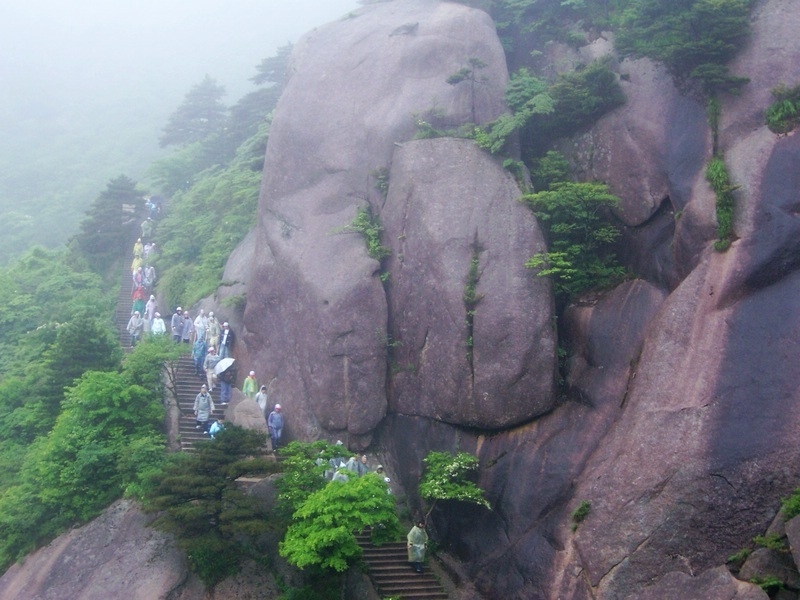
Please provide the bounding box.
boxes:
[766,82,800,134]
[571,500,591,532]
[341,206,392,262]
[447,57,489,123]
[705,157,738,252]
[754,533,788,552]
[781,487,800,520]
[464,241,484,369]
[371,166,390,199]
[750,575,784,594]
[726,547,751,564]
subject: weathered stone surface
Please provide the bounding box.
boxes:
[563,279,666,406]
[634,566,769,600]
[786,515,800,569]
[0,499,201,600]
[740,548,800,590]
[383,138,555,428]
[239,0,513,445]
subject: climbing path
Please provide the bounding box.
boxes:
[174,353,226,452]
[356,531,449,599]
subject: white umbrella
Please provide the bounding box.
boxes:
[214,357,235,375]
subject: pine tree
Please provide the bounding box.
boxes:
[159,75,228,148]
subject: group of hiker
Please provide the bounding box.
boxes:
[124,198,429,576]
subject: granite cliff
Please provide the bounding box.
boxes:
[3,0,799,598]
[235,0,799,597]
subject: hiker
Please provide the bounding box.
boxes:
[209,415,225,439]
[151,312,166,335]
[144,295,157,330]
[206,312,221,349]
[203,347,220,391]
[193,309,207,343]
[255,384,269,421]
[181,310,194,344]
[126,311,144,347]
[243,371,258,400]
[267,403,284,452]
[143,264,156,289]
[171,308,183,342]
[131,255,143,274]
[218,361,236,405]
[193,384,215,433]
[192,336,207,377]
[219,322,234,358]
[132,285,147,316]
[326,440,347,479]
[141,217,153,240]
[376,465,392,488]
[407,520,428,574]
[133,238,143,259]
[346,454,370,477]
[132,266,144,288]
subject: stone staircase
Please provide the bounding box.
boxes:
[356,532,449,600]
[173,354,227,452]
[115,255,136,349]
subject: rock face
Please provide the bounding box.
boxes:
[217,0,800,598]
[0,500,204,600]
[383,137,555,428]
[240,0,553,446]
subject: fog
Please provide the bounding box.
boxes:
[0,0,360,258]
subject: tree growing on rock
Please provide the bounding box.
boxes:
[419,451,490,523]
[159,75,227,148]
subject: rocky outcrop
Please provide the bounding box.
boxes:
[218,0,800,598]
[239,0,548,446]
[383,137,555,428]
[0,500,204,600]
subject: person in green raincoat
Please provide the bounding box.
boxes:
[407,520,428,573]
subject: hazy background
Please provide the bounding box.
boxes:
[0,0,360,261]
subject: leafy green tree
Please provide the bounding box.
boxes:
[159,75,228,148]
[72,175,144,275]
[615,0,753,95]
[280,474,400,572]
[144,426,277,587]
[419,451,490,522]
[523,181,625,306]
[274,440,338,520]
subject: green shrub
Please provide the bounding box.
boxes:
[754,533,787,552]
[766,83,800,134]
[705,157,737,251]
[571,500,591,532]
[523,182,625,307]
[341,207,391,262]
[782,488,800,520]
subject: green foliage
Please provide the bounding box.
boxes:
[705,157,737,251]
[754,533,787,552]
[523,182,625,305]
[280,474,400,572]
[781,488,800,520]
[275,440,336,520]
[341,207,392,262]
[571,500,591,532]
[159,75,228,148]
[750,575,784,594]
[531,150,570,191]
[419,452,490,521]
[766,83,800,134]
[72,175,144,275]
[727,547,752,563]
[478,61,622,156]
[154,126,266,309]
[144,426,277,587]
[615,0,753,95]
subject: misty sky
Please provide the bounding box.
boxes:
[0,0,360,253]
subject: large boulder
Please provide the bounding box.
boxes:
[0,500,203,600]
[239,0,518,446]
[383,137,555,428]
